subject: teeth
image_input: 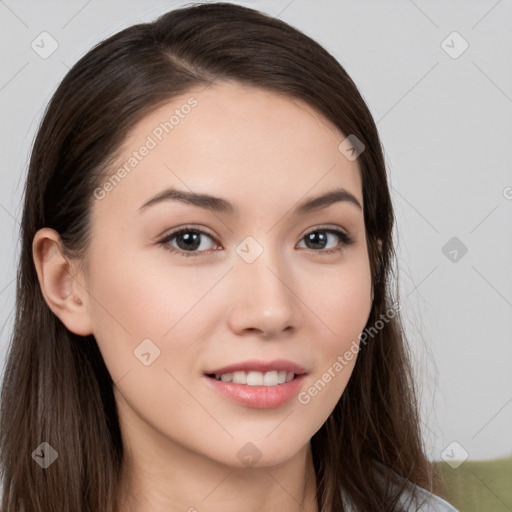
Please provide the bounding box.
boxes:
[213,370,296,386]
[247,371,263,386]
[263,371,278,386]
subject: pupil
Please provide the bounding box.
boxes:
[306,232,326,249]
[178,232,200,250]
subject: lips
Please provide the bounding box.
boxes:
[203,359,307,408]
[204,372,307,409]
[205,358,307,376]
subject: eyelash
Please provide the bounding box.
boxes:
[157,225,355,258]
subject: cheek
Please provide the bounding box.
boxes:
[296,254,371,405]
[303,254,372,342]
[84,248,223,375]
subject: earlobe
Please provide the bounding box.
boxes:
[32,228,93,336]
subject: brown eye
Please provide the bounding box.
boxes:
[159,228,220,257]
[298,228,354,253]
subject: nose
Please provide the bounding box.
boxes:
[226,248,301,338]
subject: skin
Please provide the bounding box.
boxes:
[33,81,373,512]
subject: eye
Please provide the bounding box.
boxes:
[158,227,220,257]
[158,225,355,258]
[297,227,355,253]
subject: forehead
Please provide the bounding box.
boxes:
[95,81,363,216]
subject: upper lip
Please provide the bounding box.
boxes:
[205,359,307,375]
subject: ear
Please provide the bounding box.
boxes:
[32,228,93,336]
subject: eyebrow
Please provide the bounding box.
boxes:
[138,186,362,215]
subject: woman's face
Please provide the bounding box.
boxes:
[82,81,372,468]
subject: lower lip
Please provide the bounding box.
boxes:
[204,374,306,409]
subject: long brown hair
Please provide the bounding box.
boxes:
[0,3,437,511]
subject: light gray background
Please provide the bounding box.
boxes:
[0,0,511,465]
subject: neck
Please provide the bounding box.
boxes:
[115,435,318,512]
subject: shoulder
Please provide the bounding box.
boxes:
[340,463,459,511]
[381,462,459,512]
[397,483,459,511]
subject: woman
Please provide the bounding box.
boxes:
[0,3,457,511]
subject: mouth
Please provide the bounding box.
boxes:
[206,370,297,386]
[203,360,307,409]
[204,372,306,409]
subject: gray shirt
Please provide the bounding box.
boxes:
[341,466,459,511]
[395,484,459,511]
[341,485,458,511]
